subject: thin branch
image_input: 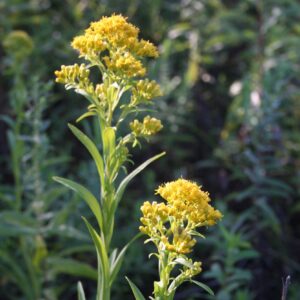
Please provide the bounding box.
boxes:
[281,275,291,300]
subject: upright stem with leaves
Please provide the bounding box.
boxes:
[54,15,164,300]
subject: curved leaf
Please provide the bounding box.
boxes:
[191,280,214,296]
[76,111,97,123]
[110,233,142,285]
[77,281,86,300]
[48,258,97,280]
[82,217,110,299]
[53,176,103,231]
[68,124,104,186]
[115,152,166,206]
[126,277,146,300]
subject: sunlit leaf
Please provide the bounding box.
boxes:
[53,176,103,231]
[126,277,146,300]
[114,152,166,208]
[110,233,142,285]
[102,127,116,161]
[82,217,110,298]
[191,280,214,296]
[77,281,86,300]
[68,124,104,186]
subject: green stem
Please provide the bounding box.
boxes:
[154,250,174,300]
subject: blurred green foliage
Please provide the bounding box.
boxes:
[0,0,299,299]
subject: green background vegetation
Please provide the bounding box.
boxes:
[0,0,299,299]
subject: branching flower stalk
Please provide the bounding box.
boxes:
[127,179,222,300]
[54,15,164,300]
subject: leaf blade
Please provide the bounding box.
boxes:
[77,281,86,300]
[68,123,105,186]
[110,233,142,285]
[53,176,103,231]
[126,277,146,300]
[115,152,165,206]
[191,280,214,296]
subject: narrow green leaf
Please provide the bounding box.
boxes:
[115,152,165,206]
[82,217,109,283]
[191,280,214,296]
[76,111,97,123]
[59,245,95,257]
[190,230,205,239]
[53,176,103,231]
[77,282,86,300]
[110,233,142,285]
[126,277,146,300]
[68,124,104,186]
[47,258,97,280]
[102,127,116,160]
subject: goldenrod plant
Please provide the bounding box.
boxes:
[54,15,164,300]
[127,179,222,300]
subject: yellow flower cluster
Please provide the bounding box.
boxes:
[103,50,146,78]
[54,64,92,90]
[71,14,158,78]
[156,178,222,226]
[131,79,162,105]
[140,179,222,255]
[130,116,163,137]
[54,14,162,142]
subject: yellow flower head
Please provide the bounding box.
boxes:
[156,178,222,226]
[54,63,95,95]
[140,179,222,255]
[131,79,162,105]
[103,50,146,78]
[156,178,210,205]
[130,116,163,137]
[55,63,90,84]
[71,14,158,78]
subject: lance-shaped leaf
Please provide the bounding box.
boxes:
[191,280,214,296]
[114,152,166,207]
[48,258,97,280]
[126,277,146,300]
[82,217,110,299]
[76,111,97,123]
[77,282,86,300]
[109,233,142,286]
[53,177,103,231]
[102,127,116,161]
[68,124,104,186]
